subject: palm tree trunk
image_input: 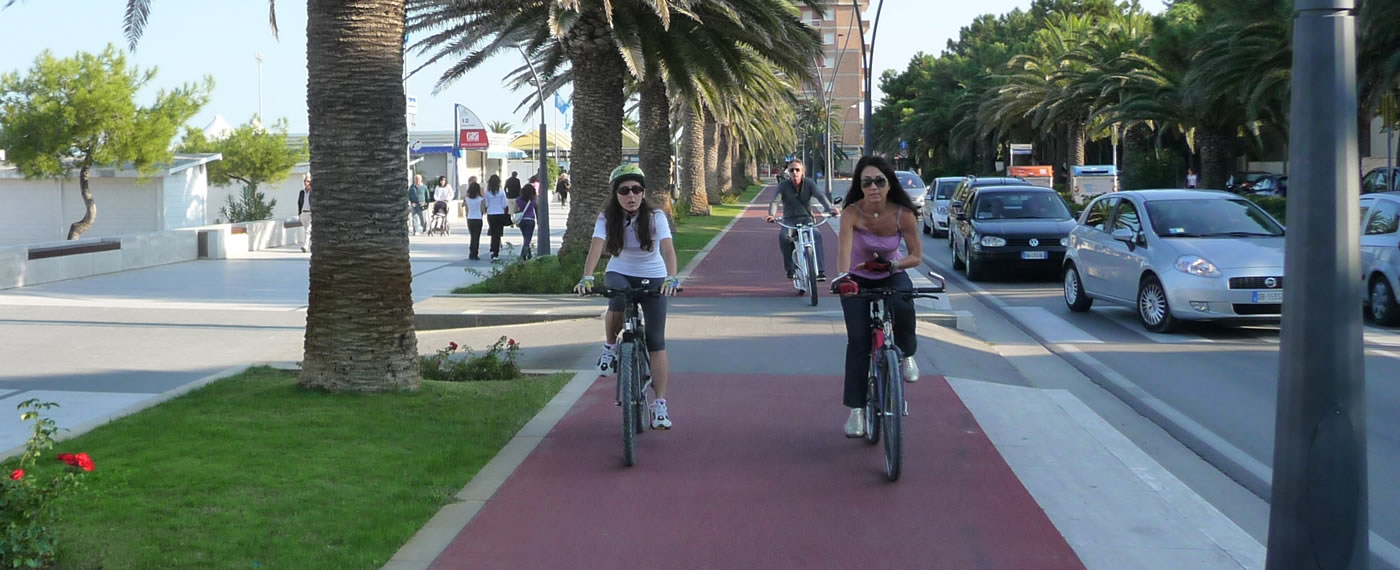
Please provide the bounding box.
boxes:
[67,163,96,239]
[300,0,418,392]
[980,134,996,175]
[1121,124,1152,190]
[704,109,720,204]
[1067,119,1087,168]
[1198,125,1234,190]
[560,7,627,253]
[637,66,673,221]
[683,105,709,216]
[715,125,732,198]
[732,139,748,190]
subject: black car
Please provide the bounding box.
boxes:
[950,185,1078,281]
[944,176,1032,246]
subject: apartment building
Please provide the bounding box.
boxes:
[800,0,870,174]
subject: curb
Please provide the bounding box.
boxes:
[382,368,598,570]
[0,363,254,462]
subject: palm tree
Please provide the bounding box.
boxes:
[119,0,420,392]
[488,120,516,134]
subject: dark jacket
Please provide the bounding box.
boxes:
[768,177,835,222]
[505,175,522,199]
[297,189,310,214]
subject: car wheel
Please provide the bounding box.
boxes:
[1063,264,1093,312]
[1137,275,1179,333]
[966,250,987,282]
[1370,276,1400,326]
[951,240,965,271]
[922,219,931,235]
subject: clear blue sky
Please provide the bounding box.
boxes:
[0,0,1165,137]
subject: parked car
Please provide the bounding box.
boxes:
[1247,174,1287,197]
[1062,190,1286,333]
[1360,192,1400,325]
[922,176,965,237]
[1362,167,1399,195]
[945,176,1033,246]
[893,170,927,214]
[1226,171,1275,194]
[949,185,1077,281]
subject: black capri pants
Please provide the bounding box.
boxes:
[604,271,668,352]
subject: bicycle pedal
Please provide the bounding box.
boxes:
[903,401,909,416]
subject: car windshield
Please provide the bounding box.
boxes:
[974,191,1072,220]
[1145,198,1284,237]
[897,173,925,189]
[934,180,958,199]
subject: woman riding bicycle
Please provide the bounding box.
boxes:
[574,164,681,429]
[830,155,924,437]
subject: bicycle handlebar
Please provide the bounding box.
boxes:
[586,286,682,299]
[847,287,944,300]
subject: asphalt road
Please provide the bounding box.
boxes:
[913,225,1400,562]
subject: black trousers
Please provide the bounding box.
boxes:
[487,213,510,256]
[839,272,916,408]
[468,219,483,258]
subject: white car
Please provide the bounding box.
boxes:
[1062,190,1286,333]
[922,176,964,237]
[1360,192,1400,325]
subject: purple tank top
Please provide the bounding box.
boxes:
[849,227,903,280]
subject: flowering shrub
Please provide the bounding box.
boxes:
[421,336,523,381]
[1,400,96,568]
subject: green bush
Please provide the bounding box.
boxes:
[218,185,277,223]
[420,337,522,381]
[1246,195,1286,222]
[457,248,608,294]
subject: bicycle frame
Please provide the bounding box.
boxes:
[614,299,653,406]
[777,216,829,294]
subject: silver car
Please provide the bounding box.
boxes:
[922,176,964,237]
[1062,190,1286,333]
[893,170,927,214]
[1360,192,1400,325]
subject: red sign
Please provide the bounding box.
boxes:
[458,129,488,149]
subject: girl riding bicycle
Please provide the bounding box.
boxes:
[574,164,681,429]
[830,155,925,437]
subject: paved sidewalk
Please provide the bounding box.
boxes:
[404,188,1265,569]
[0,208,572,455]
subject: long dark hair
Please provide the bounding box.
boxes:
[487,174,501,194]
[843,155,918,212]
[603,188,656,256]
[467,182,482,199]
[520,183,536,203]
[436,175,448,187]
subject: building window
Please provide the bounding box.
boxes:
[824,32,835,45]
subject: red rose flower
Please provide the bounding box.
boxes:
[9,469,22,480]
[448,342,459,351]
[56,453,76,466]
[57,452,95,471]
[508,339,517,346]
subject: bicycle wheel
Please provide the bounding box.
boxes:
[791,248,806,293]
[804,247,819,306]
[863,362,880,446]
[882,348,904,481]
[618,341,639,466]
[635,350,651,435]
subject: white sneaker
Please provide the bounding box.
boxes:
[844,408,865,438]
[901,356,919,383]
[650,399,672,430]
[596,345,616,376]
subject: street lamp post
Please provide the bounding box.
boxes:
[1265,1,1367,568]
[517,47,552,256]
[851,0,884,157]
[255,53,264,124]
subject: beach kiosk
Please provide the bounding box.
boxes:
[1007,165,1054,188]
[1070,164,1119,204]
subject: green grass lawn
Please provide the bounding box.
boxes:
[453,183,766,293]
[7,367,570,569]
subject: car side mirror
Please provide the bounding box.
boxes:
[955,212,968,221]
[1111,228,1137,244]
[952,200,964,210]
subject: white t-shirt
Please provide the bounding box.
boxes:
[484,191,509,215]
[593,209,672,278]
[465,196,485,220]
[433,185,454,202]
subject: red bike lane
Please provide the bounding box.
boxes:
[426,186,1085,569]
[682,185,841,298]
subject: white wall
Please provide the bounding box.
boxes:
[206,165,309,225]
[163,165,209,230]
[0,176,161,246]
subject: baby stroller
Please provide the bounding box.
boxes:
[428,201,451,236]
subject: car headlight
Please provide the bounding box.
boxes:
[1059,237,1068,246]
[1174,255,1221,277]
[937,206,948,215]
[980,236,1007,247]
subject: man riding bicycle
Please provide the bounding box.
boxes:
[765,159,839,281]
[574,164,680,430]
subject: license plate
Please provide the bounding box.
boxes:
[1253,290,1283,303]
[1021,251,1048,260]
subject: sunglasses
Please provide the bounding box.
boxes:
[789,168,803,173]
[616,185,645,196]
[861,177,889,189]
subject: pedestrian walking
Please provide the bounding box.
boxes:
[407,173,430,236]
[516,182,539,260]
[1186,168,1198,189]
[465,180,485,260]
[485,174,511,260]
[505,171,522,200]
[297,173,313,253]
[555,170,570,205]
